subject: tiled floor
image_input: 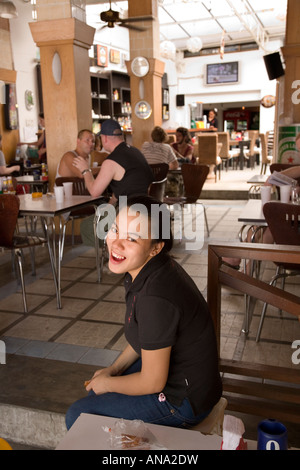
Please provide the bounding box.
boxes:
[0,166,299,447]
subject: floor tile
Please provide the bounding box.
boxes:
[4,316,71,341]
[54,321,123,349]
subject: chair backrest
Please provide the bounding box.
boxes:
[270,163,299,174]
[148,178,167,202]
[181,163,209,201]
[248,130,259,154]
[0,195,20,248]
[259,133,268,164]
[217,132,230,158]
[266,130,274,156]
[55,177,89,195]
[263,201,300,269]
[197,133,218,165]
[149,163,169,181]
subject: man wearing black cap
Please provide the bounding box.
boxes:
[73,119,154,245]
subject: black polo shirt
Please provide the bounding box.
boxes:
[106,142,153,198]
[124,251,222,415]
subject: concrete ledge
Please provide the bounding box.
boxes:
[0,403,66,449]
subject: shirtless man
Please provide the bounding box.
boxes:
[56,129,95,178]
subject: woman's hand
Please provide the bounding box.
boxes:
[85,366,115,394]
[73,156,89,174]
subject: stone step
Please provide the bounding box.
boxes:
[0,403,65,449]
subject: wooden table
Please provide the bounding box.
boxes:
[230,139,250,170]
[19,193,105,308]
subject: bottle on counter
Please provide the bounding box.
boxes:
[2,177,8,194]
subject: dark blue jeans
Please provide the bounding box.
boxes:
[65,360,210,430]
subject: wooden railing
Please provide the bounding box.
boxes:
[207,242,300,423]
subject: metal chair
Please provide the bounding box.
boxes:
[149,163,169,181]
[164,163,210,236]
[0,194,55,313]
[55,177,95,246]
[55,177,105,282]
[148,178,167,202]
[256,201,300,342]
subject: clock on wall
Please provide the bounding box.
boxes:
[131,57,150,77]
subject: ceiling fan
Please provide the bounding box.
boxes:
[98,1,154,31]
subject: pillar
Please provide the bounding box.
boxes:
[126,0,165,150]
[29,1,95,188]
[0,18,18,161]
[281,0,300,123]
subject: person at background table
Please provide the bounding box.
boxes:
[0,134,20,176]
[65,194,222,430]
[207,109,218,131]
[72,119,153,246]
[56,129,95,179]
[141,126,179,170]
[91,134,108,167]
[19,113,47,163]
[171,127,195,164]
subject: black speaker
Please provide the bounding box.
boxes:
[263,52,285,80]
[176,94,185,106]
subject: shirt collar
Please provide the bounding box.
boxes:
[124,251,169,294]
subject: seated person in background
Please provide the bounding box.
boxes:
[207,109,218,131]
[91,134,109,167]
[65,194,222,430]
[19,113,47,163]
[171,127,195,164]
[141,126,179,170]
[0,134,20,175]
[72,119,154,246]
[56,129,95,178]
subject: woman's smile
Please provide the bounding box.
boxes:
[110,250,126,264]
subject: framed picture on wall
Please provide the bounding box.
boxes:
[110,49,120,64]
[4,83,19,130]
[97,45,108,67]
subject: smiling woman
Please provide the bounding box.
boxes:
[65,195,222,431]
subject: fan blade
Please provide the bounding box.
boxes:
[120,15,154,23]
[118,22,146,32]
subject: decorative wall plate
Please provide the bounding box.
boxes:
[25,90,34,110]
[134,100,152,120]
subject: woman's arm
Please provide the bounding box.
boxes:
[0,165,20,175]
[86,345,171,396]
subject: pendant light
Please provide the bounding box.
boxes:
[0,1,18,19]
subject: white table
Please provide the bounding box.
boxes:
[238,199,268,226]
[56,413,224,450]
[19,193,105,309]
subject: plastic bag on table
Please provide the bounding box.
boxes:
[103,419,167,450]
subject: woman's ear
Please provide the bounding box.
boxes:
[150,242,164,257]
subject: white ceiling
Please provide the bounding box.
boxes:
[85,0,287,52]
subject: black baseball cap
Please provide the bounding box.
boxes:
[100,119,123,136]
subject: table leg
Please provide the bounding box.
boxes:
[40,215,68,309]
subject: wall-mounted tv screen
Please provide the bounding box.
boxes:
[206,61,239,85]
